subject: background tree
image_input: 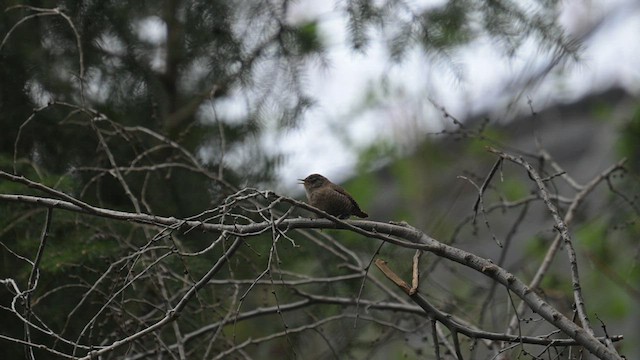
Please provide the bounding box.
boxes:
[0,0,636,359]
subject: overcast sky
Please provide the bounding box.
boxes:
[268,0,640,192]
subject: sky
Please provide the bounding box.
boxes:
[267,0,640,192]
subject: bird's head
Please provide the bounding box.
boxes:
[299,174,330,190]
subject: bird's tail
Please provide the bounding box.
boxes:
[354,209,368,218]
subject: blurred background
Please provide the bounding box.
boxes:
[274,0,640,189]
[1,0,639,359]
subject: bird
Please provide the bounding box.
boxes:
[299,174,368,219]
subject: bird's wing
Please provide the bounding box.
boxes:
[333,186,363,211]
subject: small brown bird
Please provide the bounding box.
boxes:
[299,174,368,219]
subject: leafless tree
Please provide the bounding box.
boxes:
[0,112,629,358]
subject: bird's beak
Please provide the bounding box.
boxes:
[297,179,305,184]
